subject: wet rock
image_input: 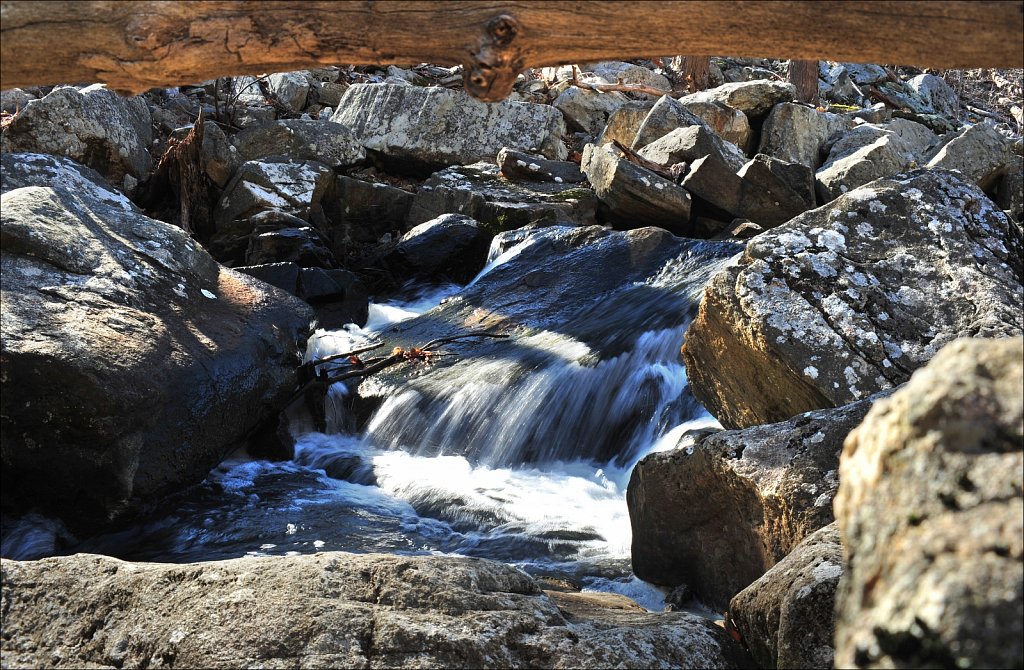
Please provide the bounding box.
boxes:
[245,226,336,268]
[0,88,35,113]
[0,551,752,669]
[496,148,585,184]
[629,398,873,610]
[0,84,153,189]
[637,124,748,172]
[267,71,312,112]
[331,83,567,172]
[554,85,628,136]
[682,169,1024,430]
[680,154,802,229]
[358,225,742,465]
[235,261,301,295]
[834,337,1024,670]
[0,166,312,533]
[680,80,796,121]
[597,100,656,147]
[299,267,369,329]
[384,214,490,283]
[333,176,414,245]
[582,143,692,234]
[630,95,713,151]
[925,120,1017,191]
[211,159,335,264]
[729,522,843,670]
[231,119,366,168]
[407,162,596,231]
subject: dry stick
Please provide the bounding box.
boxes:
[420,331,510,350]
[610,140,682,181]
[306,342,385,368]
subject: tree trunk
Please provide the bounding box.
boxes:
[1,2,1021,101]
[788,59,820,105]
[678,56,711,93]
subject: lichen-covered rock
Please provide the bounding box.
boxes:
[0,164,312,533]
[0,84,152,188]
[682,169,1023,430]
[0,87,35,114]
[907,73,960,119]
[598,100,656,146]
[0,551,752,669]
[730,523,843,670]
[331,83,567,171]
[496,148,586,184]
[407,162,596,231]
[211,159,335,263]
[679,154,807,229]
[267,70,312,111]
[231,119,366,168]
[925,120,1017,191]
[581,143,692,234]
[759,103,849,170]
[679,100,752,153]
[680,80,796,120]
[834,337,1024,670]
[628,398,873,610]
[629,95,713,151]
[586,60,672,93]
[824,118,938,167]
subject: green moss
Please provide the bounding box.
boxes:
[547,187,593,202]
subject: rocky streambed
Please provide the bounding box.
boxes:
[1,58,1022,669]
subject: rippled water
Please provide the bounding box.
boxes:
[4,231,738,612]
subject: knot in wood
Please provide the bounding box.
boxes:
[463,13,524,103]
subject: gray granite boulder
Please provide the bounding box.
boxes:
[267,70,312,112]
[554,85,628,136]
[496,148,586,184]
[730,523,843,670]
[0,551,752,669]
[1,84,152,190]
[331,83,567,171]
[638,124,748,172]
[925,120,1018,191]
[384,213,490,283]
[835,337,1024,670]
[682,169,1023,430]
[231,119,366,168]
[629,398,873,610]
[680,80,796,121]
[0,164,312,533]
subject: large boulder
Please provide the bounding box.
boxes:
[210,159,335,264]
[729,522,843,670]
[266,70,312,112]
[0,85,152,190]
[680,80,796,121]
[553,85,628,136]
[0,552,751,669]
[629,95,713,151]
[758,103,849,170]
[407,162,596,231]
[331,83,567,172]
[383,214,491,283]
[637,124,748,172]
[231,119,366,167]
[924,120,1017,191]
[581,143,692,235]
[682,169,1023,430]
[0,161,313,533]
[332,175,415,245]
[834,337,1024,670]
[628,397,874,610]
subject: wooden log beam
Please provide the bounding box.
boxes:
[2,1,1021,101]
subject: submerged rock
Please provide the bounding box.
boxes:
[628,397,873,610]
[682,169,1023,430]
[0,160,312,532]
[331,83,567,172]
[835,337,1024,670]
[729,523,844,670]
[0,551,751,669]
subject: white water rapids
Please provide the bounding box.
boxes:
[3,232,738,612]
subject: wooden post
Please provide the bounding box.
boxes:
[788,60,820,105]
[1,2,1022,101]
[678,56,712,93]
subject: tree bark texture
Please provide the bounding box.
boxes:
[788,59,819,105]
[677,56,711,93]
[2,1,1022,101]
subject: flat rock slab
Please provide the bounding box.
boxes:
[0,552,752,669]
[682,168,1023,430]
[730,522,843,670]
[835,337,1024,670]
[628,397,873,611]
[331,83,567,172]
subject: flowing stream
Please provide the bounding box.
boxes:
[7,231,739,612]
